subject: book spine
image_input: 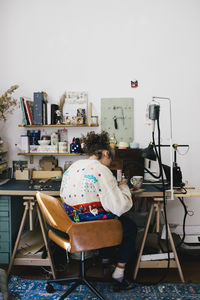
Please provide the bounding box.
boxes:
[43,101,47,125]
[25,100,34,125]
[51,104,59,125]
[22,98,30,125]
[20,97,27,125]
[24,101,31,124]
[47,103,51,125]
[28,101,34,125]
[33,92,43,125]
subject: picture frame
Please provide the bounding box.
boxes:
[63,92,88,124]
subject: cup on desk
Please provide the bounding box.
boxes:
[130,176,143,190]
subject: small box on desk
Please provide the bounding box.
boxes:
[32,170,62,179]
[15,169,30,180]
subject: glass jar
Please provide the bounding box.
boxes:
[64,161,72,172]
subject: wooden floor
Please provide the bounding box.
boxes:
[2,252,200,284]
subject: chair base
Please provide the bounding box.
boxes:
[46,252,108,300]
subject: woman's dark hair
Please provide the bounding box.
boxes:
[83,131,114,160]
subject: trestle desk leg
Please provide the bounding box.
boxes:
[7,201,29,276]
[36,204,56,279]
[133,203,154,280]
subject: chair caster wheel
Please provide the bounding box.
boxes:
[46,283,55,293]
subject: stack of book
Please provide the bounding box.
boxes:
[20,92,59,125]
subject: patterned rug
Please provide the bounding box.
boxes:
[8,275,200,300]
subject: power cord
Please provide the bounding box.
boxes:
[176,197,188,249]
[134,119,172,285]
[151,118,171,284]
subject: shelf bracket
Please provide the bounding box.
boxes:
[30,156,34,164]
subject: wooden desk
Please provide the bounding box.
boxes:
[1,180,200,278]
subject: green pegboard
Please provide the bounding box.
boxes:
[101,98,134,144]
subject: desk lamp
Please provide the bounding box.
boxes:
[141,143,157,161]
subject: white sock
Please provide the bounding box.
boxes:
[112,263,125,282]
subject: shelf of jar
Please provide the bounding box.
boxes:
[18,124,98,128]
[18,152,87,156]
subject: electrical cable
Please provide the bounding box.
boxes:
[150,118,171,284]
[134,118,172,286]
[176,197,188,249]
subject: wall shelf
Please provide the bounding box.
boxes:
[18,152,87,156]
[18,124,98,128]
[17,152,88,163]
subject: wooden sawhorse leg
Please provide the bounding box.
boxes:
[133,202,154,280]
[133,198,185,283]
[7,197,56,279]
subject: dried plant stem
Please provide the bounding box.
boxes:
[59,92,66,111]
[0,85,19,121]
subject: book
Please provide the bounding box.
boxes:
[25,100,34,125]
[21,97,30,125]
[51,104,59,125]
[47,103,51,125]
[33,92,43,125]
[43,101,47,125]
[20,97,27,125]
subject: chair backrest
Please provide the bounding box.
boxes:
[36,191,72,233]
[36,191,123,253]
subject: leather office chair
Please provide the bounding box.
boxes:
[36,191,123,300]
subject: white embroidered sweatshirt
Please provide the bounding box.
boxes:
[60,159,132,217]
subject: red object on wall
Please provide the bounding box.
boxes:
[131,80,138,88]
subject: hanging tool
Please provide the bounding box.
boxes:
[113,116,118,129]
[113,106,125,126]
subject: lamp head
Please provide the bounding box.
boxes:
[141,143,157,161]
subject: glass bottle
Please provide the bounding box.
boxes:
[64,161,72,172]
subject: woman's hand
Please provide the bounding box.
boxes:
[118,178,128,186]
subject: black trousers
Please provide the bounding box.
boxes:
[100,211,137,263]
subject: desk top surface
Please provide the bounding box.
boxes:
[134,183,200,198]
[0,179,199,198]
[0,179,61,196]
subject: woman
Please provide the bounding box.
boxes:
[60,131,137,289]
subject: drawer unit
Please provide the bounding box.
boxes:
[0,231,9,242]
[0,211,9,217]
[0,253,9,264]
[0,242,9,252]
[0,200,9,210]
[0,196,11,264]
[0,196,24,264]
[0,221,9,231]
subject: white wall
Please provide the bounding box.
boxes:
[0,0,200,224]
